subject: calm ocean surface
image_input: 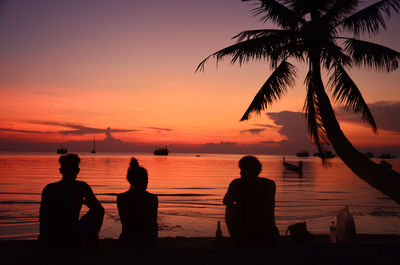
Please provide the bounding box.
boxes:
[0,153,399,240]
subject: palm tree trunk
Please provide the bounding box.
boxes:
[310,56,400,205]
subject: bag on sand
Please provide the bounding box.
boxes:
[336,206,356,243]
[286,222,314,242]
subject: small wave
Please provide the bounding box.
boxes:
[157,193,214,197]
[0,192,40,195]
[164,187,215,190]
[0,201,39,204]
[370,210,399,217]
[98,193,214,197]
[98,193,119,196]
[160,201,222,207]
[317,191,348,194]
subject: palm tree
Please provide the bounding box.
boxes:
[197,0,400,204]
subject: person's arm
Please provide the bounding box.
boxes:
[153,196,158,237]
[39,185,50,235]
[223,181,234,205]
[82,182,103,212]
[271,180,276,219]
[117,194,127,228]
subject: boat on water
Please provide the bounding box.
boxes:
[313,151,336,158]
[153,147,169,156]
[91,137,96,154]
[296,151,309,157]
[283,157,303,173]
[364,151,374,158]
[57,148,68,154]
[377,153,396,159]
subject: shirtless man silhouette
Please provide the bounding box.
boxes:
[38,154,104,251]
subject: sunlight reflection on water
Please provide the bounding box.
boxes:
[0,153,399,239]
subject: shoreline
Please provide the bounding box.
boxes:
[1,235,400,265]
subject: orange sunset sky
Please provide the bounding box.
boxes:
[1,0,400,154]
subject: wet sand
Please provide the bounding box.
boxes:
[1,235,400,265]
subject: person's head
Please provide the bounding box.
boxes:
[239,155,262,179]
[59,154,80,181]
[127,166,148,191]
[129,157,139,169]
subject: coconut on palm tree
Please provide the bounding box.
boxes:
[197,0,400,204]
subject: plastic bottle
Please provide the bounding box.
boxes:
[336,205,356,243]
[216,221,222,243]
[329,221,337,243]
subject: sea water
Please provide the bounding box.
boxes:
[0,153,399,239]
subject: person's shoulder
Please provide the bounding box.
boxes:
[42,181,61,192]
[42,182,57,194]
[73,180,92,189]
[44,181,58,188]
[118,190,130,199]
[229,178,242,186]
[146,191,158,200]
[258,177,276,186]
[74,180,89,187]
[144,191,158,204]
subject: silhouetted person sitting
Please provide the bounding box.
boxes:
[37,154,104,251]
[223,155,279,246]
[117,165,158,247]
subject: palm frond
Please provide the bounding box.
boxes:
[322,0,358,25]
[339,0,400,35]
[233,29,305,62]
[240,61,296,121]
[232,29,289,42]
[329,63,377,133]
[343,38,400,72]
[196,31,296,72]
[286,0,336,16]
[303,70,330,166]
[321,40,352,70]
[243,0,305,28]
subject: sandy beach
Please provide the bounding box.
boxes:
[1,235,400,265]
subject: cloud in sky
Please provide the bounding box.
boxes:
[146,127,173,132]
[262,111,315,153]
[240,128,265,135]
[28,121,139,135]
[201,141,239,153]
[336,101,400,133]
[0,128,48,134]
[253,124,277,129]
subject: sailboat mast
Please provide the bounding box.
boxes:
[91,136,96,153]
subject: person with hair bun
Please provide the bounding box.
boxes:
[223,155,279,246]
[117,161,158,247]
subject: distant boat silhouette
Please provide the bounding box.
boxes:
[378,153,396,159]
[364,152,374,158]
[314,151,336,158]
[296,151,309,157]
[57,148,68,154]
[91,137,96,154]
[283,157,303,173]
[154,147,169,156]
